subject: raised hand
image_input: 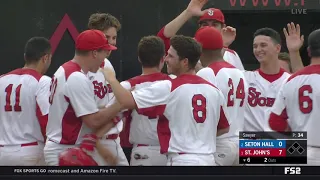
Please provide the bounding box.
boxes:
[284,22,304,52]
[222,26,237,47]
[186,0,209,17]
[100,67,116,83]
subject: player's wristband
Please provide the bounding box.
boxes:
[113,116,121,125]
[80,134,98,152]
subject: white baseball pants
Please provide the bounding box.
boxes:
[214,137,239,166]
[130,145,167,166]
[167,153,216,166]
[0,141,45,166]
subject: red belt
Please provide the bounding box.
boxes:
[137,144,149,147]
[167,152,186,155]
[0,141,38,147]
[106,134,118,140]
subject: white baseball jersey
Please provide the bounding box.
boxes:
[118,73,172,146]
[88,58,122,135]
[0,68,51,145]
[46,61,99,145]
[223,48,245,70]
[131,74,229,154]
[269,65,320,146]
[244,69,290,132]
[197,61,248,139]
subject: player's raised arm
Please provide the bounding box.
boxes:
[164,0,208,38]
[284,22,304,73]
[157,0,208,52]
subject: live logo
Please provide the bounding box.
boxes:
[291,9,307,14]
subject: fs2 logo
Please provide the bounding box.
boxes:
[284,167,301,175]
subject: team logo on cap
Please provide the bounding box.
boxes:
[208,9,214,16]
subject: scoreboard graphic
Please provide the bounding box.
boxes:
[239,131,307,164]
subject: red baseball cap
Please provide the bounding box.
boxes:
[194,26,223,50]
[76,30,117,51]
[198,8,225,24]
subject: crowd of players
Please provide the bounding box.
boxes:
[0,0,319,166]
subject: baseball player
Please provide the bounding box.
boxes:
[44,30,121,166]
[102,36,172,166]
[157,0,245,71]
[0,37,52,165]
[88,12,120,74]
[195,27,248,166]
[244,23,304,132]
[87,13,128,166]
[269,29,320,165]
[102,35,230,166]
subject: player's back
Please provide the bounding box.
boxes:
[281,65,320,146]
[159,74,227,155]
[197,61,247,139]
[124,73,172,146]
[46,61,92,145]
[0,68,49,145]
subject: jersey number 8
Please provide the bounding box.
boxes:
[192,94,206,123]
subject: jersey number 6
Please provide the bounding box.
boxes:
[298,85,313,114]
[192,94,206,123]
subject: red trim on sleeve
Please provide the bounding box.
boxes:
[171,74,218,91]
[157,26,170,55]
[269,110,289,132]
[135,104,166,117]
[287,64,320,82]
[36,103,48,140]
[112,116,121,125]
[2,68,42,81]
[217,106,229,129]
[119,110,133,148]
[208,61,236,75]
[224,48,236,55]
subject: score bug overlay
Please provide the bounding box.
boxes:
[239,131,307,164]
